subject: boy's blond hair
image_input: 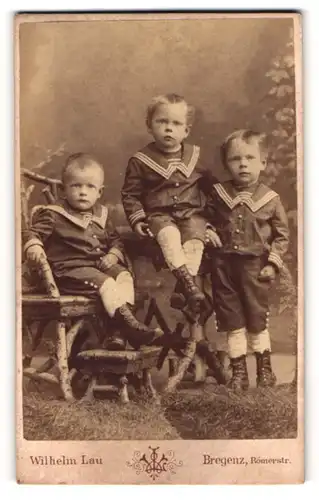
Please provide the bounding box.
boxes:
[221,129,269,167]
[146,93,195,128]
[62,153,104,183]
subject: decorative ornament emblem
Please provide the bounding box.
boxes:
[127,446,183,481]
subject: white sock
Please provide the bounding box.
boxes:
[182,239,204,276]
[156,225,186,270]
[99,277,126,317]
[249,329,271,353]
[227,328,247,358]
[115,271,134,306]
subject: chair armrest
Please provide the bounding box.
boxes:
[37,254,60,298]
[25,253,60,298]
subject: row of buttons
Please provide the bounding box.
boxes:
[214,311,270,330]
[171,182,181,207]
[233,211,243,250]
[84,280,99,289]
[91,234,102,252]
[172,183,180,205]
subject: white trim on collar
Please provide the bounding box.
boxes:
[213,183,278,212]
[133,145,200,179]
[31,204,108,229]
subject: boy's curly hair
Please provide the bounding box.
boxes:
[146,93,195,128]
[220,129,269,167]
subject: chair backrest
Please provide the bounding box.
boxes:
[21,169,63,298]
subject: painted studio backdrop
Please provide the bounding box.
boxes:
[20,18,295,196]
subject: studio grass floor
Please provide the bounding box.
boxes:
[23,381,297,441]
[22,274,298,442]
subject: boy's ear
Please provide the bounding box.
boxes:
[261,157,267,171]
[98,185,104,197]
[185,125,191,137]
[60,185,66,199]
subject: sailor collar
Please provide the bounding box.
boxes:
[133,142,200,179]
[213,181,279,213]
[34,202,108,229]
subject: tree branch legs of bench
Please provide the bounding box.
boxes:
[23,317,89,402]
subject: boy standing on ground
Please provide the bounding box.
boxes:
[205,129,289,391]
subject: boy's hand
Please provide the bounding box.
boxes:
[134,222,154,238]
[259,265,276,281]
[205,228,223,248]
[26,244,46,263]
[99,253,119,271]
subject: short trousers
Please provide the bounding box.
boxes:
[55,264,128,296]
[147,211,206,243]
[210,253,272,333]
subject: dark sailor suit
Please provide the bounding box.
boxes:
[205,180,290,333]
[23,201,128,295]
[121,142,215,242]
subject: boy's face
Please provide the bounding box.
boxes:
[63,166,104,211]
[225,138,266,187]
[148,102,190,152]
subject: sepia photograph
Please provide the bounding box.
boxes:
[16,12,303,484]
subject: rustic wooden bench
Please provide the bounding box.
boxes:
[22,287,165,403]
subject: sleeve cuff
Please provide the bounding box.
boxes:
[268,252,283,271]
[206,223,217,232]
[23,238,44,253]
[108,247,125,264]
[128,209,146,227]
